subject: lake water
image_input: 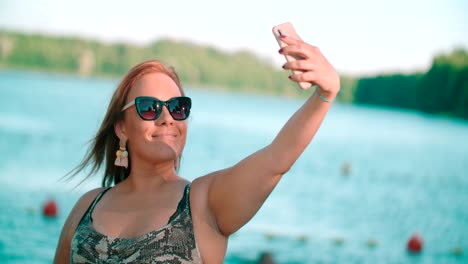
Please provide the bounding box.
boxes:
[0,70,467,263]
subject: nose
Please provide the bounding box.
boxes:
[155,104,174,126]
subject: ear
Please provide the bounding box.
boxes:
[114,121,127,141]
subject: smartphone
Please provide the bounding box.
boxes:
[272,22,312,89]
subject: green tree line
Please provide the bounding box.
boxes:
[0,31,303,97]
[0,31,466,119]
[353,49,467,119]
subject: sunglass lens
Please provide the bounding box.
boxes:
[137,98,159,120]
[168,97,191,120]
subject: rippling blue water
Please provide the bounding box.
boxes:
[0,70,467,263]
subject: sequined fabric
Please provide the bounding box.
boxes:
[70,184,202,263]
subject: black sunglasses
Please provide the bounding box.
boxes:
[121,96,191,121]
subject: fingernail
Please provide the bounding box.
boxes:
[278,48,283,54]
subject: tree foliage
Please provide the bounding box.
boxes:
[0,31,466,119]
[353,48,467,119]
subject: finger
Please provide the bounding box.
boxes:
[283,60,316,71]
[279,34,302,45]
[289,71,317,83]
[279,44,315,60]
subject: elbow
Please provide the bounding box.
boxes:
[265,145,295,176]
[270,155,294,176]
[276,162,293,176]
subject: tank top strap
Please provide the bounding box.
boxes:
[184,183,193,216]
[88,187,112,216]
[168,183,191,223]
[76,187,112,227]
[181,183,191,211]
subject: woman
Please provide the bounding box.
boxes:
[54,34,340,263]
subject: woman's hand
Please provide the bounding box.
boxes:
[279,35,341,100]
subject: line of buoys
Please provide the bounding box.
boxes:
[259,231,464,257]
[42,199,58,217]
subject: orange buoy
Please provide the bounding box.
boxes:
[407,233,423,253]
[43,199,58,217]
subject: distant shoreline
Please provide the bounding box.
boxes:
[0,30,466,120]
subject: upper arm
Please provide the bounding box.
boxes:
[200,145,285,237]
[53,188,103,264]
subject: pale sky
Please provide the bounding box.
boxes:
[0,0,466,75]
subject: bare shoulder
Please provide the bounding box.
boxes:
[190,170,222,209]
[190,168,231,218]
[70,188,105,224]
[191,170,236,230]
[53,187,104,263]
[191,169,227,191]
[190,174,213,215]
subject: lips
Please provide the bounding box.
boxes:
[151,133,177,138]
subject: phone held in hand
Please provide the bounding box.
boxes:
[272,22,312,90]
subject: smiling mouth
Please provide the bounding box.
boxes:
[152,134,177,138]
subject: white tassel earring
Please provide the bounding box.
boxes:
[114,138,128,168]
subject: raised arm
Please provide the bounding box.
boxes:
[195,34,341,237]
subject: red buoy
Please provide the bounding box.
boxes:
[407,233,423,253]
[43,199,58,217]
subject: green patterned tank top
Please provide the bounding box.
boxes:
[70,184,203,263]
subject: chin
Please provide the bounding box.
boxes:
[148,143,179,158]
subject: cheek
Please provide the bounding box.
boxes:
[179,122,188,135]
[179,123,188,137]
[125,119,152,144]
[176,123,188,151]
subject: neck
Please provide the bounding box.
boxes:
[123,158,182,192]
